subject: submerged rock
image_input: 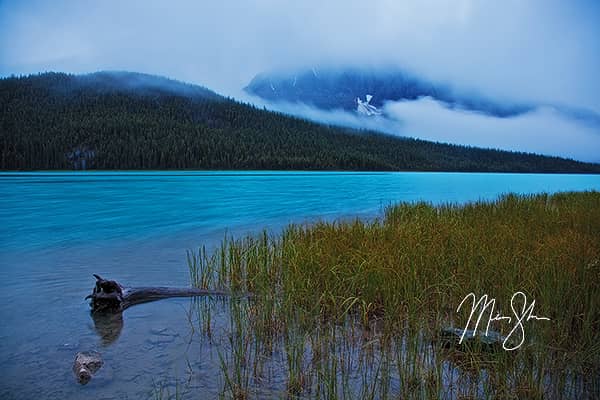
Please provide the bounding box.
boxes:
[73,351,103,384]
[440,327,507,351]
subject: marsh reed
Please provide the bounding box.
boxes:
[188,191,600,399]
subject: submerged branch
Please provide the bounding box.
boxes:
[86,274,242,313]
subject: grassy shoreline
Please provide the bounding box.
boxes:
[187,191,600,399]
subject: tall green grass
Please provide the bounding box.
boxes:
[189,191,600,399]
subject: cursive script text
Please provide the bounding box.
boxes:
[457,291,551,351]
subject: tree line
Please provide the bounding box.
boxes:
[1,71,599,173]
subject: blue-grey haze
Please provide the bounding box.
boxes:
[1,1,599,160]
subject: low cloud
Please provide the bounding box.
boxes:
[2,1,599,111]
[384,98,600,163]
[245,93,600,163]
[1,0,599,159]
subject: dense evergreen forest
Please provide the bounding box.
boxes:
[1,71,599,172]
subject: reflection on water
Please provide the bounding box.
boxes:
[1,171,599,399]
[91,312,124,347]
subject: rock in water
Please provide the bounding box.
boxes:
[73,351,103,384]
[440,327,507,351]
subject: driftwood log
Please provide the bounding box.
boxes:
[79,274,244,383]
[86,274,234,313]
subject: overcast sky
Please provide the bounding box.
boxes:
[1,0,599,161]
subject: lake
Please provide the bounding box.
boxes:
[1,171,600,399]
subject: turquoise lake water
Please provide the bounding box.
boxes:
[1,171,599,399]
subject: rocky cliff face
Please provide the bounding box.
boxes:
[244,66,533,118]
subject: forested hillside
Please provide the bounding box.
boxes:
[1,71,599,172]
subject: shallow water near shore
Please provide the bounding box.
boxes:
[1,171,600,399]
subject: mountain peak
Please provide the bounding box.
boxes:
[245,66,534,118]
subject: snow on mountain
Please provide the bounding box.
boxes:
[356,94,382,116]
[244,66,535,119]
